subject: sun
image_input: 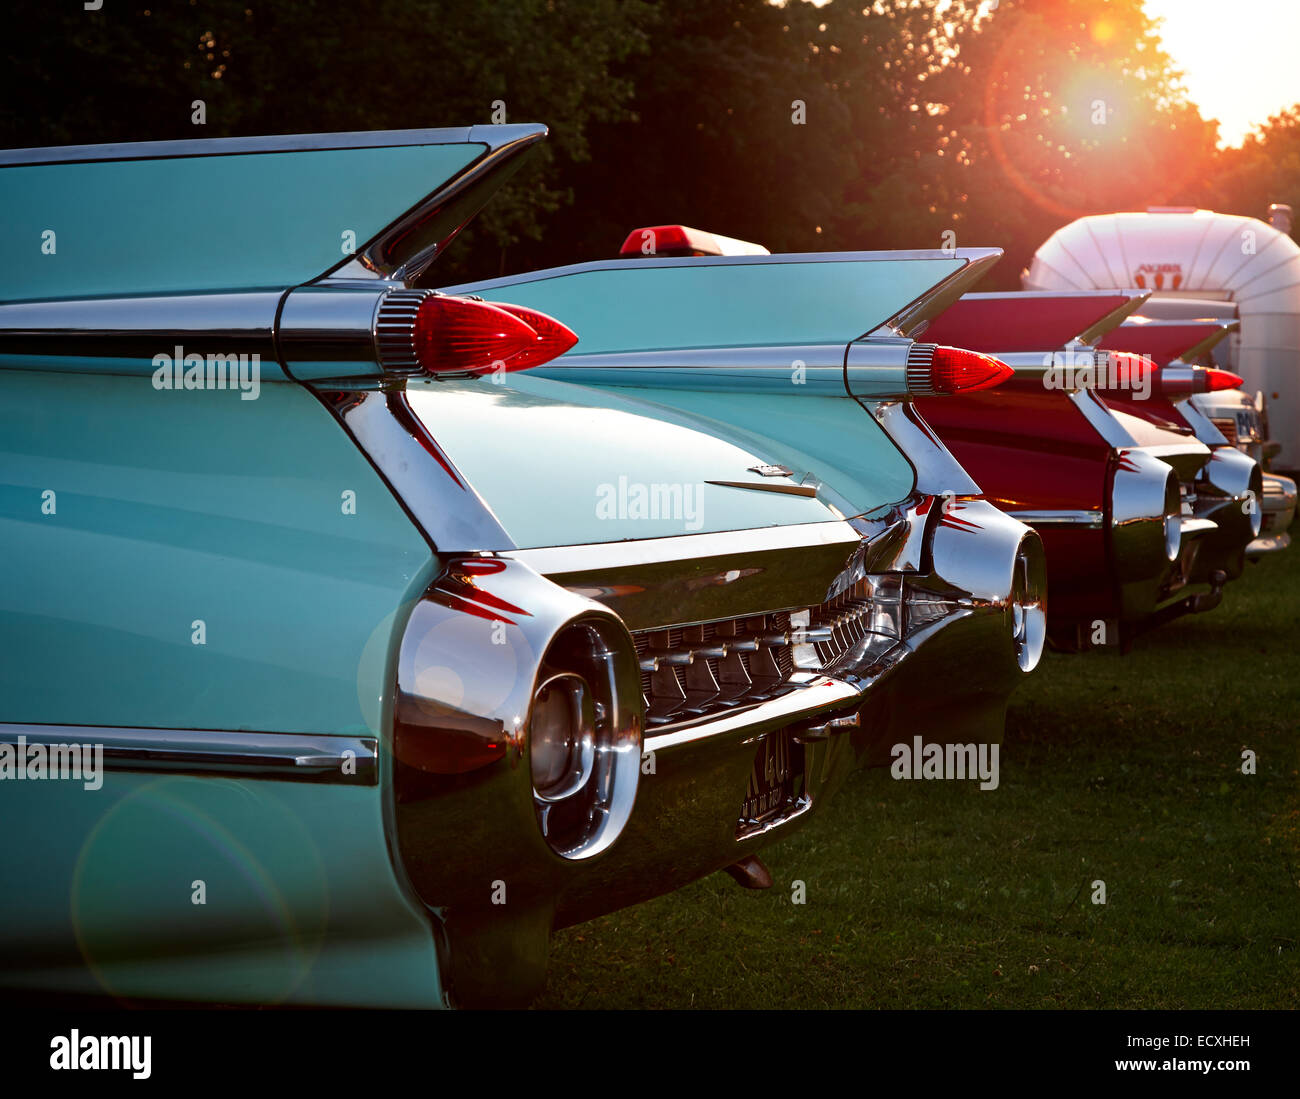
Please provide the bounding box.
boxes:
[1143,0,1300,146]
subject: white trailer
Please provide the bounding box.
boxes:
[1023,207,1300,472]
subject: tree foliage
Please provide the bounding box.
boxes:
[1,0,1290,286]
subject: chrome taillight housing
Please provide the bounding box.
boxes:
[528,619,642,860]
[376,290,577,377]
[1010,536,1048,672]
[1199,447,1264,541]
[905,343,1014,395]
[1110,449,1182,576]
[278,284,578,383]
[391,558,644,918]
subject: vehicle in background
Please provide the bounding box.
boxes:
[608,227,1228,651]
[1023,206,1300,477]
[439,235,1048,770]
[1098,305,1295,557]
[0,135,1049,1010]
[1113,297,1278,465]
[916,290,1239,649]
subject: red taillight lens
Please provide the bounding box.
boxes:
[1206,368,1245,391]
[411,295,539,374]
[619,224,697,256]
[488,303,579,368]
[929,346,1013,393]
[616,224,770,257]
[1104,351,1154,392]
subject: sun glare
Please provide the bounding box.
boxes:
[1144,0,1300,146]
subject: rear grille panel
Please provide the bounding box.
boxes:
[799,576,902,673]
[634,576,911,727]
[635,613,796,726]
[1210,416,1238,445]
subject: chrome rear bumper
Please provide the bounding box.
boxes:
[1248,473,1296,557]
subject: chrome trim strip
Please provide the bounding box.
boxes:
[0,291,281,362]
[0,124,523,166]
[644,674,858,754]
[0,724,377,784]
[1174,398,1231,446]
[705,480,818,498]
[996,348,1113,384]
[328,124,547,284]
[322,387,516,553]
[1179,517,1218,538]
[1135,442,1212,462]
[1006,509,1104,528]
[1076,293,1151,345]
[507,522,859,574]
[866,400,980,497]
[537,343,852,395]
[1068,389,1140,448]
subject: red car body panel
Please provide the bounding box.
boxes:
[922,292,1138,352]
[914,384,1128,627]
[914,293,1219,644]
[1097,321,1221,365]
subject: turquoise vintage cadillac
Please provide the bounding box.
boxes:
[439,235,1050,765]
[0,126,1042,1008]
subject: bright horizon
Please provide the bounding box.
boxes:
[1139,0,1297,146]
[801,0,1299,148]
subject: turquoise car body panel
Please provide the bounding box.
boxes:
[0,130,975,1007]
[0,142,482,300]
[552,383,918,520]
[407,374,851,546]
[441,253,967,352]
[0,370,434,734]
[435,253,988,520]
[0,368,446,1004]
[0,772,446,1007]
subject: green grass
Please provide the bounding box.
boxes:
[538,534,1300,1009]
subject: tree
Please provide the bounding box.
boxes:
[1207,106,1300,225]
[0,0,655,280]
[924,0,1219,286]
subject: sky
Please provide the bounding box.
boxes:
[1143,0,1300,146]
[798,0,1297,147]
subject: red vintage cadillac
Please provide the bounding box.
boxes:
[1096,308,1295,557]
[917,290,1262,648]
[612,227,1264,651]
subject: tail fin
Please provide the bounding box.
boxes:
[0,124,544,302]
[1100,318,1239,366]
[439,248,1003,354]
[920,290,1149,352]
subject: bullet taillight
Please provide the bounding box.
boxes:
[1206,367,1245,392]
[908,344,1013,395]
[488,302,579,368]
[375,290,577,377]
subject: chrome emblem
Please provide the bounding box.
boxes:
[748,463,792,478]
